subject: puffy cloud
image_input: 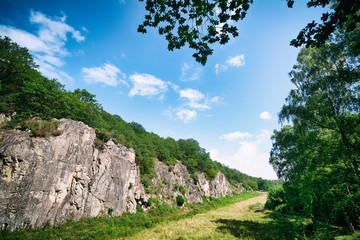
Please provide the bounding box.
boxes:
[220,131,253,141]
[82,63,126,87]
[180,89,205,103]
[176,109,197,123]
[129,73,168,99]
[215,54,245,74]
[179,88,221,112]
[180,62,202,82]
[163,88,221,123]
[260,111,272,120]
[226,54,245,67]
[0,10,85,84]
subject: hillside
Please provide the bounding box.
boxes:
[0,36,279,193]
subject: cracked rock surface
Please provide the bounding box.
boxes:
[0,119,145,231]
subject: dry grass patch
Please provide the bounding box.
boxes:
[128,194,268,240]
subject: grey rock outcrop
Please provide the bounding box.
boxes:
[147,160,235,205]
[0,119,243,231]
[0,114,11,124]
[0,119,145,231]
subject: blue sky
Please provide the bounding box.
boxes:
[0,0,327,179]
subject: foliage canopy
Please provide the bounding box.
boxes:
[138,0,359,65]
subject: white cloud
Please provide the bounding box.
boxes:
[164,88,221,123]
[180,89,204,102]
[0,25,53,55]
[215,54,245,74]
[176,109,197,123]
[260,111,272,120]
[226,55,245,67]
[210,130,277,179]
[179,88,221,112]
[29,11,85,43]
[209,96,221,103]
[35,59,73,85]
[82,63,126,87]
[168,82,180,92]
[0,10,85,84]
[37,55,65,67]
[215,63,228,75]
[220,131,253,141]
[209,148,220,160]
[180,62,202,81]
[129,73,168,99]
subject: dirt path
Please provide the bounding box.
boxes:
[128,194,268,240]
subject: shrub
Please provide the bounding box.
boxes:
[179,186,186,195]
[24,119,63,138]
[205,168,217,180]
[176,195,185,207]
[191,173,199,184]
[108,208,114,216]
[265,185,286,210]
[172,184,179,192]
[136,204,144,213]
[95,128,111,142]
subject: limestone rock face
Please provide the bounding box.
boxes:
[0,114,11,124]
[0,118,243,232]
[148,161,236,205]
[0,119,145,231]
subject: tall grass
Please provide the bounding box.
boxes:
[0,192,260,240]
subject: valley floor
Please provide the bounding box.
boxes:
[127,193,359,240]
[128,194,268,240]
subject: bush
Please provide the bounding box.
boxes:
[136,204,144,213]
[191,173,199,184]
[172,184,179,192]
[95,128,111,143]
[107,208,114,216]
[265,185,286,210]
[24,119,63,137]
[179,186,186,195]
[176,195,185,207]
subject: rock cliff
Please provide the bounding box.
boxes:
[0,119,243,231]
[147,161,237,205]
[0,119,145,231]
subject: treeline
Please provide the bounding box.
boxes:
[0,36,278,191]
[266,28,360,231]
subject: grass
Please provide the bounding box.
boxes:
[0,192,261,240]
[129,194,359,240]
[1,192,358,240]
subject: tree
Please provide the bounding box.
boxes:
[269,34,360,229]
[0,36,39,113]
[138,0,359,65]
[289,0,360,50]
[138,0,252,65]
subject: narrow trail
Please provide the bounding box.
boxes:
[128,193,268,240]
